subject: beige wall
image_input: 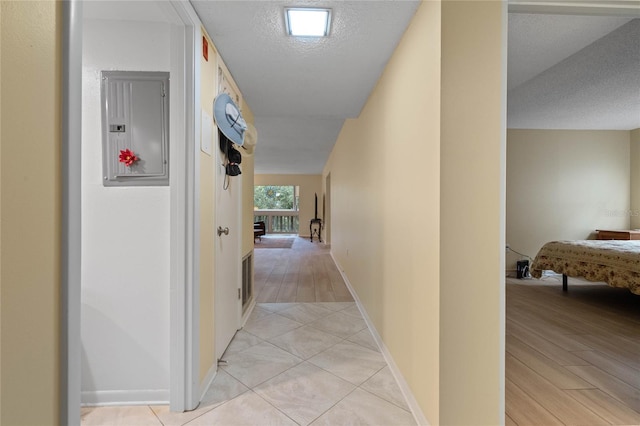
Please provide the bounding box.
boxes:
[323,1,506,423]
[1,1,61,423]
[630,129,640,229]
[506,129,631,271]
[439,2,505,423]
[254,174,322,237]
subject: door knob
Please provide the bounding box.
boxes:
[217,226,229,236]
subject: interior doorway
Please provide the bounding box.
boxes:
[64,0,200,421]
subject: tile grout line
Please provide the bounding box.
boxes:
[223,301,416,421]
[241,302,401,397]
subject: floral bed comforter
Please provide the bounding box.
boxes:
[530,240,640,295]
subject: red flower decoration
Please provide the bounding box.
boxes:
[119,149,139,167]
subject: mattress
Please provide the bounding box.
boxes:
[530,240,640,295]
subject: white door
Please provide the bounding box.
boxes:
[214,67,242,362]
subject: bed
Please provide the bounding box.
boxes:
[530,240,640,295]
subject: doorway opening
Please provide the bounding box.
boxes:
[254,185,301,235]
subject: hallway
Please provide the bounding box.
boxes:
[254,236,354,303]
[81,237,416,425]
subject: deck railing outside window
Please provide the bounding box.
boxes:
[254,210,299,234]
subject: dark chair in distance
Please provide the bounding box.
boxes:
[254,221,266,241]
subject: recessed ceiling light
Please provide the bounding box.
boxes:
[285,8,331,37]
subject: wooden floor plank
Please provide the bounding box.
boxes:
[570,334,640,371]
[275,282,297,303]
[508,312,593,352]
[294,286,316,302]
[506,322,591,366]
[506,354,608,425]
[572,350,640,390]
[505,414,518,426]
[565,389,640,425]
[565,365,640,413]
[507,278,640,424]
[506,335,594,390]
[505,379,564,426]
[253,236,353,303]
[255,283,279,303]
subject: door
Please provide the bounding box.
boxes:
[214,66,242,361]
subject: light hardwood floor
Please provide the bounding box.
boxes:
[506,276,640,425]
[254,236,354,303]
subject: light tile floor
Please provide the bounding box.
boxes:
[81,302,417,426]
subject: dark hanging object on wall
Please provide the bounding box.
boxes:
[219,130,242,177]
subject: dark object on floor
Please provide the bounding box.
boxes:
[516,260,529,279]
[310,218,322,242]
[254,221,266,241]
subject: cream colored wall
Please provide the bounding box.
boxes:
[506,129,631,271]
[630,129,640,229]
[323,1,442,422]
[439,2,505,423]
[1,1,61,423]
[254,174,322,237]
[199,29,217,381]
[323,1,506,423]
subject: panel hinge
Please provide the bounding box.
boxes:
[238,288,241,300]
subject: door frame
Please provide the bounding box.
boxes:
[61,1,83,423]
[62,1,202,422]
[167,0,202,412]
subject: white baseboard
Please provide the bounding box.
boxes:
[81,389,169,406]
[330,252,430,426]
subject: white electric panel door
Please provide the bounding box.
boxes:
[101,71,169,186]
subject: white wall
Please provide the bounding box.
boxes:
[81,16,172,404]
[506,129,630,271]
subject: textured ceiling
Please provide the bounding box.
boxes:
[190,0,420,174]
[507,14,633,90]
[508,16,640,130]
[190,1,639,174]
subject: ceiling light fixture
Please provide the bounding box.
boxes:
[285,7,332,37]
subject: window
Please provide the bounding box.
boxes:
[254,186,300,234]
[254,186,299,210]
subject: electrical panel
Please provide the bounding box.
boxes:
[101,71,169,186]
